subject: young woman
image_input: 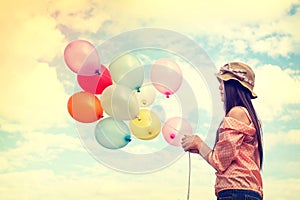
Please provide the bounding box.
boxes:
[182,62,263,200]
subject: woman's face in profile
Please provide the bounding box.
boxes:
[219,80,225,102]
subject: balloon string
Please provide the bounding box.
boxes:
[187,152,191,200]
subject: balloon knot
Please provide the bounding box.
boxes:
[124,135,131,142]
[95,69,101,75]
[142,100,147,105]
[165,92,171,98]
[170,133,176,139]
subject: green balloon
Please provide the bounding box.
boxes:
[95,117,131,149]
[109,53,144,91]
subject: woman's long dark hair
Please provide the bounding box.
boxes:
[216,79,263,169]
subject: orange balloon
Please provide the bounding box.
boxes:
[67,91,103,123]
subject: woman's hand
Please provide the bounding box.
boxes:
[181,135,203,154]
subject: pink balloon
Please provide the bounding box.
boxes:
[162,117,193,146]
[77,65,113,94]
[64,40,100,75]
[150,58,183,98]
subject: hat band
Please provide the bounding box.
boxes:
[219,63,254,87]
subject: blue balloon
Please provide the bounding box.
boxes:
[95,117,131,149]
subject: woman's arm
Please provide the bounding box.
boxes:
[181,107,251,172]
[181,134,216,169]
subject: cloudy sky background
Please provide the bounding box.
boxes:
[0,0,300,199]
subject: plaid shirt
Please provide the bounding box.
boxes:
[203,116,263,198]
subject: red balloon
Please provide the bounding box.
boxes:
[77,65,113,94]
[67,92,103,123]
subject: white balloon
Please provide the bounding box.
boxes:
[135,83,157,107]
[101,84,140,120]
[109,53,144,91]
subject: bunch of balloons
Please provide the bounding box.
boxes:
[64,39,192,150]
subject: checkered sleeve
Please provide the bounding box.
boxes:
[204,117,246,172]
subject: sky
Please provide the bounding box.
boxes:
[0,0,300,199]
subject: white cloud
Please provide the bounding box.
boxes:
[253,9,300,56]
[263,129,300,151]
[179,61,213,114]
[253,64,300,121]
[207,20,298,58]
[1,0,299,132]
[251,36,292,58]
[23,0,296,60]
[50,0,111,33]
[198,6,300,58]
[0,62,70,132]
[0,155,216,200]
[123,143,160,154]
[99,0,297,28]
[264,177,300,200]
[279,107,300,121]
[13,15,65,62]
[0,2,70,132]
[0,155,298,200]
[231,40,248,54]
[0,131,83,171]
[0,9,66,74]
[0,1,299,199]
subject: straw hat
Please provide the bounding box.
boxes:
[215,62,257,99]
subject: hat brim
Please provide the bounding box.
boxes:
[215,73,257,99]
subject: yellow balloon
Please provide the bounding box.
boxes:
[129,109,161,140]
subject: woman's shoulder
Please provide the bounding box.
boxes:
[227,106,251,125]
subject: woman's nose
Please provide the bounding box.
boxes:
[219,84,223,90]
